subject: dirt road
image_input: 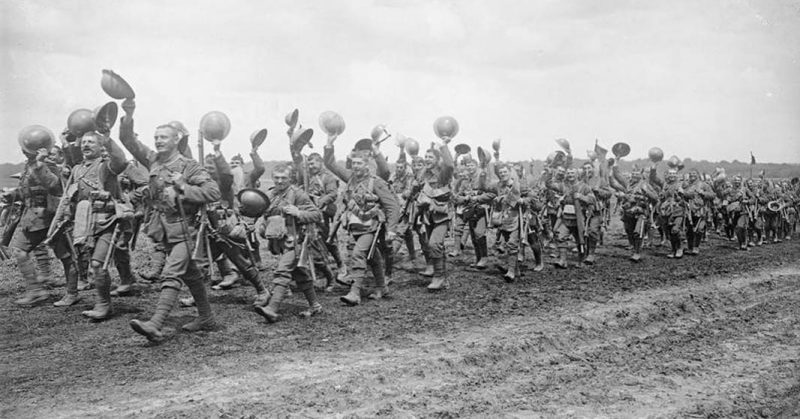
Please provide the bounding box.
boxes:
[1,230,798,418]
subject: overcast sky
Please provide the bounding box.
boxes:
[2,0,799,165]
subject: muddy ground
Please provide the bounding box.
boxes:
[1,221,799,418]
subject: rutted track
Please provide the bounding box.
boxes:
[1,231,799,418]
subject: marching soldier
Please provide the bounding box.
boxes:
[452,156,491,269]
[5,127,78,306]
[580,161,613,264]
[547,167,595,268]
[722,175,755,250]
[119,99,222,341]
[323,134,400,304]
[651,168,686,258]
[619,167,658,261]
[389,152,417,270]
[254,163,324,322]
[413,141,455,290]
[486,163,524,281]
[682,169,716,255]
[66,131,129,320]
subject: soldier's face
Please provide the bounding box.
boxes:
[582,165,592,178]
[308,157,322,174]
[466,161,477,174]
[350,157,368,176]
[48,148,64,164]
[566,169,577,182]
[555,167,565,180]
[689,172,698,182]
[272,170,291,191]
[424,151,437,168]
[81,134,104,159]
[204,161,217,177]
[733,178,742,188]
[666,170,677,182]
[498,166,510,183]
[412,160,424,173]
[154,128,179,156]
[631,172,642,183]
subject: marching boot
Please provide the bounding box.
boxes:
[630,238,642,262]
[583,239,597,265]
[33,245,58,287]
[554,248,568,269]
[54,258,81,307]
[14,251,49,306]
[182,277,216,332]
[420,260,435,277]
[503,258,516,283]
[299,286,323,318]
[368,257,389,300]
[242,267,270,307]
[212,258,239,290]
[82,269,112,321]
[130,286,179,341]
[736,228,748,250]
[256,284,287,322]
[531,240,544,271]
[427,258,449,291]
[340,276,364,306]
[139,248,166,282]
[111,249,136,296]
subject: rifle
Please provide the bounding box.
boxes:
[296,154,317,281]
[367,221,384,260]
[573,188,586,255]
[515,202,525,276]
[44,170,75,245]
[101,223,120,270]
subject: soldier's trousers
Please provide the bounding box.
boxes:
[732,212,749,246]
[271,247,314,292]
[764,213,780,238]
[468,215,488,262]
[497,228,519,267]
[348,231,384,285]
[685,212,706,250]
[210,234,262,289]
[419,221,449,260]
[160,240,206,291]
[10,227,74,293]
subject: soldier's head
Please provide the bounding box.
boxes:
[412,156,425,174]
[349,150,371,178]
[688,169,699,183]
[555,166,566,180]
[745,178,754,189]
[204,154,217,178]
[47,146,64,165]
[230,154,244,168]
[666,169,678,182]
[424,148,440,169]
[272,163,292,192]
[464,157,477,175]
[565,168,578,182]
[154,124,181,158]
[395,160,407,175]
[307,153,323,175]
[81,132,106,160]
[582,162,593,179]
[497,163,511,183]
[631,167,643,183]
[732,175,742,187]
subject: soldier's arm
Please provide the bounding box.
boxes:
[373,150,391,182]
[181,162,221,204]
[211,153,234,197]
[649,167,663,188]
[119,116,154,169]
[438,144,454,185]
[106,137,129,175]
[248,150,266,187]
[292,188,322,224]
[323,145,352,183]
[316,175,339,207]
[35,163,62,195]
[374,177,400,231]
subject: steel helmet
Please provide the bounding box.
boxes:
[611,142,630,159]
[18,125,55,154]
[405,138,420,156]
[648,147,664,163]
[433,116,459,139]
[199,111,231,141]
[319,111,346,136]
[100,69,135,99]
[236,188,271,218]
[67,109,97,137]
[250,128,267,148]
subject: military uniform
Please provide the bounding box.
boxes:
[120,114,222,341]
[6,156,75,306]
[254,182,323,322]
[682,174,716,254]
[452,165,491,268]
[324,144,400,304]
[547,170,595,268]
[721,177,755,250]
[619,171,658,261]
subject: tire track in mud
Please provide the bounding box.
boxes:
[17,264,800,418]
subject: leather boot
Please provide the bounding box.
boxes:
[583,239,596,265]
[54,259,81,307]
[242,267,270,307]
[420,262,435,277]
[503,258,516,283]
[182,276,216,332]
[340,276,364,306]
[14,252,49,306]
[82,269,112,321]
[130,286,179,341]
[255,284,287,323]
[531,240,544,271]
[630,238,642,262]
[368,257,388,300]
[139,248,166,282]
[427,258,449,291]
[212,258,239,290]
[554,248,568,269]
[299,287,322,318]
[33,245,58,287]
[111,248,136,296]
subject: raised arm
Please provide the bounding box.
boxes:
[322,136,352,182]
[119,99,154,169]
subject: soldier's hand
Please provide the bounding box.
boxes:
[122,98,135,118]
[283,205,300,217]
[326,133,338,147]
[440,136,451,145]
[167,172,186,192]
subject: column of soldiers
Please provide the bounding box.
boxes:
[4,98,799,345]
